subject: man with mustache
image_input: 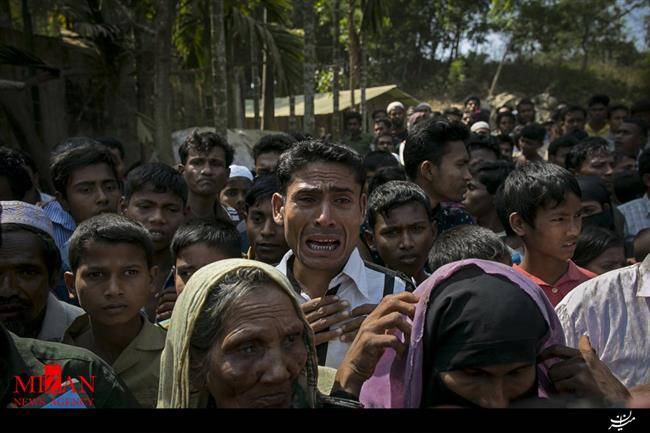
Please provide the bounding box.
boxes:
[273,140,413,369]
[0,201,83,341]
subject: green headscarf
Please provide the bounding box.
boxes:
[156,259,319,408]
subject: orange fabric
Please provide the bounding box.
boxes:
[514,260,596,306]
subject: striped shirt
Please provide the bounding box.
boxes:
[618,194,650,239]
[277,248,414,369]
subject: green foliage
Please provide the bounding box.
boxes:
[447,58,466,84]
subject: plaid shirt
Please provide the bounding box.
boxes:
[618,194,650,238]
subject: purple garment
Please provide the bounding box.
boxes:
[359,259,566,408]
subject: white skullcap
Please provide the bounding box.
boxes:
[386,101,405,113]
[470,121,490,133]
[229,165,254,181]
[0,200,55,238]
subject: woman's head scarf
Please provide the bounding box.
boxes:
[359,259,565,408]
[157,259,319,408]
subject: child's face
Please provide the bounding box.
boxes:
[122,186,187,252]
[62,163,120,223]
[246,198,289,265]
[462,179,492,219]
[174,243,233,295]
[65,241,156,327]
[366,201,436,279]
[219,177,252,218]
[515,193,582,262]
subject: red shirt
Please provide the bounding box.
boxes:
[513,260,596,306]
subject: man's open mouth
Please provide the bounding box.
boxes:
[306,238,341,252]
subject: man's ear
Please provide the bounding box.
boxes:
[149,265,159,295]
[55,191,70,212]
[63,271,77,301]
[364,229,376,252]
[509,212,527,237]
[642,173,650,189]
[176,164,185,175]
[272,192,285,225]
[420,160,436,182]
[360,192,367,219]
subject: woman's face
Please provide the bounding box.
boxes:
[205,284,308,408]
[439,362,536,408]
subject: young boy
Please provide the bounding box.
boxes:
[463,160,515,234]
[245,174,289,265]
[219,164,253,219]
[513,123,547,164]
[62,214,166,408]
[364,180,436,285]
[501,162,596,306]
[120,163,188,320]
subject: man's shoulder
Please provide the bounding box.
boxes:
[618,197,647,212]
[558,263,639,311]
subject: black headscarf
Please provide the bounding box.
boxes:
[421,265,548,407]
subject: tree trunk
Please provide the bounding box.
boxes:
[0,0,12,28]
[153,0,176,164]
[250,20,261,129]
[303,0,316,135]
[332,0,340,139]
[289,95,296,132]
[133,1,154,119]
[210,0,228,137]
[360,33,366,133]
[261,8,275,130]
[488,40,509,98]
[347,0,360,108]
[21,0,41,135]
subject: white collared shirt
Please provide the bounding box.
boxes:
[277,248,411,369]
[555,255,650,388]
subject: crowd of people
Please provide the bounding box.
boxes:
[0,93,649,409]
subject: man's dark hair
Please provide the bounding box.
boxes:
[14,149,37,175]
[496,134,514,146]
[123,162,188,205]
[50,143,119,199]
[608,104,629,118]
[470,160,516,195]
[428,225,511,271]
[171,218,241,260]
[345,111,362,123]
[2,223,61,285]
[0,147,33,200]
[630,99,650,116]
[52,136,102,157]
[565,137,611,173]
[562,104,587,121]
[95,136,125,160]
[372,109,387,120]
[363,150,399,173]
[495,184,516,237]
[367,166,408,196]
[443,107,463,118]
[366,181,434,229]
[520,123,546,142]
[516,98,535,109]
[245,174,281,210]
[613,171,645,204]
[68,213,154,272]
[252,133,295,162]
[572,226,622,269]
[403,118,469,180]
[275,139,365,193]
[496,111,516,126]
[621,117,648,139]
[374,117,392,129]
[638,149,650,178]
[467,134,500,161]
[587,94,610,108]
[178,130,234,166]
[548,135,578,157]
[465,96,480,107]
[501,162,581,228]
[633,228,650,262]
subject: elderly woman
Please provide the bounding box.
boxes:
[356,259,630,408]
[158,258,387,408]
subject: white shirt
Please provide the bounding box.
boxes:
[277,248,411,369]
[555,256,650,388]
